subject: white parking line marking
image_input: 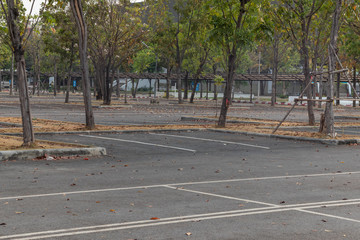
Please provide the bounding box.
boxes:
[0,209,294,240]
[150,133,270,149]
[164,185,278,207]
[3,200,360,240]
[79,135,196,153]
[297,209,360,224]
[1,171,359,201]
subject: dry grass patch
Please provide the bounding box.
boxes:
[0,135,83,151]
[223,123,359,140]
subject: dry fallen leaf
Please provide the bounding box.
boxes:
[109,209,116,213]
[185,232,192,236]
[96,201,101,203]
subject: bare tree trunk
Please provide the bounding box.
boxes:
[124,79,128,103]
[353,66,357,107]
[148,79,152,97]
[206,80,209,100]
[16,54,35,145]
[131,79,135,98]
[53,60,57,97]
[103,64,112,105]
[190,79,199,103]
[70,0,95,129]
[65,43,74,103]
[218,53,236,127]
[3,0,35,146]
[213,65,218,101]
[175,25,183,104]
[184,71,188,99]
[325,0,342,137]
[271,33,279,106]
[10,53,14,96]
[116,70,120,98]
[318,59,325,108]
[303,48,315,125]
[166,68,170,99]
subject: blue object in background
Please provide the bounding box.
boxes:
[73,80,76,87]
[191,82,200,91]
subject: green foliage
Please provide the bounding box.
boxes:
[214,75,224,86]
[132,48,156,73]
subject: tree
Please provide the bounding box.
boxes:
[42,6,78,103]
[325,0,342,137]
[273,0,326,126]
[209,0,262,127]
[70,0,95,129]
[87,0,148,105]
[0,0,35,146]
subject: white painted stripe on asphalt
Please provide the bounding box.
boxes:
[150,133,270,149]
[79,135,196,153]
[0,209,295,240]
[0,206,281,239]
[164,185,278,207]
[4,200,360,240]
[169,171,360,187]
[0,185,167,201]
[1,171,360,201]
[297,209,360,224]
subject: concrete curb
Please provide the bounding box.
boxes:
[181,116,264,124]
[0,146,106,161]
[207,128,360,145]
[1,128,206,137]
[0,121,22,127]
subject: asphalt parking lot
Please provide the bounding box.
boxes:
[2,131,360,239]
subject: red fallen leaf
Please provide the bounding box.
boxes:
[150,217,160,220]
[109,209,116,213]
[70,183,76,186]
[83,158,89,160]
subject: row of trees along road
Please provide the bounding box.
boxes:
[0,0,358,145]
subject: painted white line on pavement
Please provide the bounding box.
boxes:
[4,200,360,240]
[0,209,294,240]
[79,135,196,153]
[0,206,281,239]
[150,133,270,149]
[1,171,360,201]
[169,171,360,187]
[0,185,167,201]
[164,185,278,207]
[297,209,360,224]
